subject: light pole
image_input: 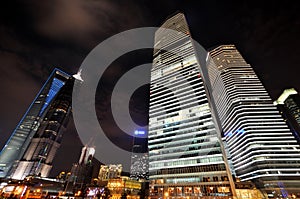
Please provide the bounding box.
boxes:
[164,191,169,199]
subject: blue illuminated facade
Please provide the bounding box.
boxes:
[0,68,70,179]
[39,77,65,115]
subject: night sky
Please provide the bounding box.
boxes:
[0,0,300,176]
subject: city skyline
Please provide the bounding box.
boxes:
[1,1,300,175]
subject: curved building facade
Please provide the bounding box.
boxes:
[206,45,300,196]
[148,13,236,198]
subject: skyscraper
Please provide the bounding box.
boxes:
[130,130,149,180]
[0,68,72,179]
[79,146,96,165]
[148,13,236,198]
[275,88,300,144]
[205,45,300,196]
[66,146,96,192]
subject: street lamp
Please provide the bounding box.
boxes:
[209,186,214,195]
[164,191,169,199]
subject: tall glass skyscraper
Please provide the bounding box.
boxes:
[148,13,236,198]
[0,68,72,179]
[206,45,300,196]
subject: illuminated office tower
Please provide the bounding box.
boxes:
[148,13,236,198]
[206,45,300,196]
[98,164,123,181]
[275,88,300,144]
[66,146,96,189]
[130,130,149,180]
[0,69,71,179]
[130,146,149,180]
[79,146,96,165]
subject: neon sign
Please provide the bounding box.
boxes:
[134,130,146,135]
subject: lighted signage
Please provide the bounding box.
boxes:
[134,130,146,135]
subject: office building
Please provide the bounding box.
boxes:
[148,13,236,198]
[130,130,149,180]
[206,45,300,196]
[0,68,71,179]
[275,88,300,144]
[107,177,142,199]
[10,71,74,180]
[130,148,148,181]
[66,146,97,192]
[98,164,123,181]
[79,146,96,165]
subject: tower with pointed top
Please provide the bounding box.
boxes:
[0,68,73,179]
[205,44,300,196]
[148,13,236,198]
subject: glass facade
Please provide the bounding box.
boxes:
[148,13,235,198]
[0,68,71,179]
[275,88,300,144]
[10,75,74,179]
[206,45,300,196]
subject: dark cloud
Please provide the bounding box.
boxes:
[228,1,300,99]
[33,0,116,43]
[22,0,149,47]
